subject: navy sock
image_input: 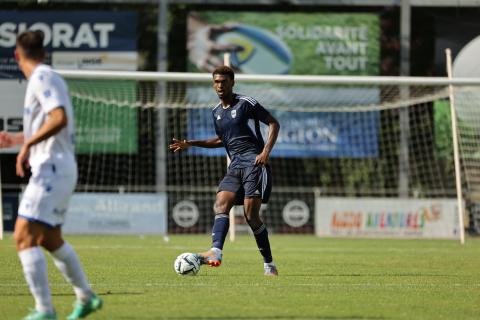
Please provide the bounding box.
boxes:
[211,213,229,250]
[252,224,273,263]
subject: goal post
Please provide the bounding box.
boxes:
[446,48,465,244]
[54,69,480,241]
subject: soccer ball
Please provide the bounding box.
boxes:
[174,253,200,276]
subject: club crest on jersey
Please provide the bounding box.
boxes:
[231,110,237,118]
[216,114,221,120]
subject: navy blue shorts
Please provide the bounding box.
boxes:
[218,165,272,205]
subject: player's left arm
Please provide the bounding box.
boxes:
[255,114,280,166]
[16,107,67,177]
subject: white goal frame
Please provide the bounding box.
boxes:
[55,69,480,243]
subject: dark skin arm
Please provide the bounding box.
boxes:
[255,114,280,166]
[170,115,280,165]
[169,136,223,152]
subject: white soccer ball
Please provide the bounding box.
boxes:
[174,253,200,276]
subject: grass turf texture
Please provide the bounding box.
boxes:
[1,235,479,319]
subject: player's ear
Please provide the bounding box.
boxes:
[14,49,20,62]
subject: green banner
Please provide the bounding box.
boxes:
[434,100,452,161]
[68,80,138,154]
[188,12,379,75]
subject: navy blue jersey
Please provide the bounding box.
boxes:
[212,94,271,169]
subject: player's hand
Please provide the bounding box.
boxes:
[188,23,243,72]
[16,144,30,177]
[0,131,15,148]
[255,151,269,166]
[169,138,191,152]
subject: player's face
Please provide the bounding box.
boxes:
[213,74,234,99]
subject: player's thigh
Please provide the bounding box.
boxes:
[217,169,243,210]
[215,191,237,213]
[19,167,77,228]
[14,218,63,251]
[14,216,47,250]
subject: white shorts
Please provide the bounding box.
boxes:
[18,163,77,228]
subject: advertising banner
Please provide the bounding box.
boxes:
[0,80,26,153]
[63,193,167,235]
[188,12,379,75]
[315,197,460,239]
[186,12,380,158]
[187,108,379,158]
[0,11,137,74]
[0,11,138,154]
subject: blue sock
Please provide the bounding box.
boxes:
[252,224,273,263]
[212,213,229,250]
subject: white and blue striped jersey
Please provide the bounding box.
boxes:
[212,94,271,169]
[23,64,76,175]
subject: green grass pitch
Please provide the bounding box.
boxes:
[1,234,480,319]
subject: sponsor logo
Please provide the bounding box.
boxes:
[231,109,236,118]
[0,22,115,48]
[282,200,309,227]
[172,200,199,228]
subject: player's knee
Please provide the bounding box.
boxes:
[13,228,37,250]
[214,200,229,213]
[245,216,262,230]
[244,210,262,226]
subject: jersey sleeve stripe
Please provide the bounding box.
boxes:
[238,96,258,106]
[212,102,222,110]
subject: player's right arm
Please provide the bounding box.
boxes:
[169,136,222,152]
[0,131,24,148]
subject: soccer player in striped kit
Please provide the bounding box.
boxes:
[170,66,280,276]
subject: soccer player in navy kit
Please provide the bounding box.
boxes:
[170,66,280,276]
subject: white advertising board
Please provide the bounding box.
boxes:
[63,193,167,235]
[0,79,26,153]
[315,197,460,239]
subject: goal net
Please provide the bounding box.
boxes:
[55,71,479,235]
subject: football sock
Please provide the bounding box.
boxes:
[50,242,93,303]
[251,223,273,263]
[211,213,229,250]
[18,247,54,313]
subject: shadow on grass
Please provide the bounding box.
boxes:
[0,291,144,297]
[117,316,386,320]
[279,273,453,277]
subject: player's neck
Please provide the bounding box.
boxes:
[220,93,234,109]
[21,60,42,79]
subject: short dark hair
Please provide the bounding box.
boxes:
[212,65,235,80]
[16,30,45,61]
